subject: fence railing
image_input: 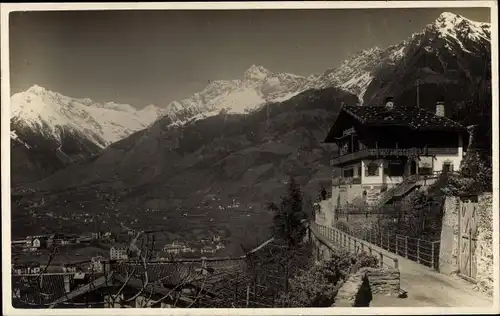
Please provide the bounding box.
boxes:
[336,202,410,216]
[310,222,399,271]
[333,223,440,271]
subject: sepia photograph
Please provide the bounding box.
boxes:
[1,1,498,314]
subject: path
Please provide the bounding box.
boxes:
[372,253,492,307]
[312,223,493,307]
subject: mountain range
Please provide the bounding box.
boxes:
[10,12,492,238]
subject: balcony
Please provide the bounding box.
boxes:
[330,147,458,166]
[332,177,362,186]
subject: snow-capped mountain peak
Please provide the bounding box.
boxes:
[27,84,47,94]
[11,12,491,150]
[363,12,491,106]
[434,12,487,29]
[160,65,315,123]
[429,11,490,43]
[244,64,272,81]
[11,86,167,150]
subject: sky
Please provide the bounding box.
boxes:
[9,7,491,108]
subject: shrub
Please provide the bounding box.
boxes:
[277,250,379,307]
[444,151,492,195]
[278,263,341,307]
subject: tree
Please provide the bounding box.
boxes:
[269,177,308,247]
[266,177,311,295]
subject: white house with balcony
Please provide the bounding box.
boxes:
[319,98,468,226]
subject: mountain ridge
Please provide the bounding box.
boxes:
[10,12,492,249]
[10,11,491,189]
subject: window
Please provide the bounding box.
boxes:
[442,162,453,174]
[419,166,433,175]
[365,162,379,177]
[343,168,354,178]
[418,157,433,175]
[358,141,364,151]
[386,161,405,177]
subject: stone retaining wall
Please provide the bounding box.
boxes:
[333,272,371,307]
[439,196,460,275]
[438,193,493,296]
[474,193,493,296]
[359,267,400,296]
[333,266,401,307]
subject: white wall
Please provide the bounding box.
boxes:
[338,184,364,206]
[318,198,334,228]
[429,134,464,172]
[458,134,464,158]
[433,154,462,173]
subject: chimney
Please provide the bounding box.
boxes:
[385,97,394,110]
[436,100,445,117]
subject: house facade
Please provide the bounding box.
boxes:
[110,247,129,261]
[90,256,105,273]
[322,98,468,225]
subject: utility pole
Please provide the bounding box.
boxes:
[416,79,420,108]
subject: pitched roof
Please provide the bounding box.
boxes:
[47,272,195,308]
[114,262,202,285]
[342,105,465,131]
[12,273,103,307]
[12,260,247,308]
[115,260,245,288]
[48,274,113,308]
[12,274,71,306]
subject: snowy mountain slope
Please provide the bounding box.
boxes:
[11,85,168,149]
[363,11,491,106]
[295,12,490,105]
[162,65,311,123]
[158,61,375,126]
[10,85,169,185]
[10,12,490,151]
[167,32,407,114]
[10,11,490,188]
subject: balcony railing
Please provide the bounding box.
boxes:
[330,147,459,166]
[332,177,362,186]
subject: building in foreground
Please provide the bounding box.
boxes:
[109,247,129,261]
[11,261,222,308]
[321,98,468,225]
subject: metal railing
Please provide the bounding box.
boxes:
[330,147,459,166]
[370,172,445,210]
[310,222,399,270]
[334,224,441,271]
[373,175,420,208]
[332,177,362,186]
